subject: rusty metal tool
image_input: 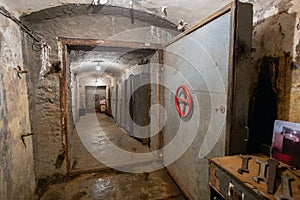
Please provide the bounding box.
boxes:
[267,158,280,194]
[21,133,34,147]
[238,155,252,174]
[275,174,294,200]
[253,159,268,183]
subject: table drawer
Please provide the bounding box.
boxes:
[209,162,267,200]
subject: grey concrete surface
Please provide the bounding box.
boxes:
[40,169,186,200]
[0,13,35,200]
[2,0,230,26]
[72,113,151,172]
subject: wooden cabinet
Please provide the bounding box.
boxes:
[209,155,300,200]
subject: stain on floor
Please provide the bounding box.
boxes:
[39,113,186,200]
[40,169,186,200]
[72,113,153,172]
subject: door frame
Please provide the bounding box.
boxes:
[57,37,162,174]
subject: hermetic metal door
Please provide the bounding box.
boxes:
[161,2,253,199]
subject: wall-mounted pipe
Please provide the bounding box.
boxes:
[0,6,41,43]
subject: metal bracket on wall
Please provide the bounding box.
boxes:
[21,133,34,147]
[13,66,28,79]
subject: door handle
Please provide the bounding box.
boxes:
[239,123,249,142]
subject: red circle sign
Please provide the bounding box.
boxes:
[175,85,193,117]
[93,94,99,101]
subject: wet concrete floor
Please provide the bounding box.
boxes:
[40,169,186,200]
[72,113,155,172]
[39,113,186,200]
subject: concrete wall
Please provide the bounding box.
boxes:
[21,5,176,180]
[0,15,35,200]
[245,0,300,152]
[291,13,300,122]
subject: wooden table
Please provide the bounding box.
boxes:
[209,155,300,199]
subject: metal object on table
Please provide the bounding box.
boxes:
[267,158,280,194]
[275,174,294,200]
[253,159,268,183]
[238,155,252,174]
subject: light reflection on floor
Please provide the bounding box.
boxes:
[72,113,152,172]
[40,170,186,200]
[39,113,186,200]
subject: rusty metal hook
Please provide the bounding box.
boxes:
[21,133,34,147]
[14,66,28,79]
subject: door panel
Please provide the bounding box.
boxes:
[162,2,252,199]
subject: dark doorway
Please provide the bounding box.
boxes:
[248,58,278,153]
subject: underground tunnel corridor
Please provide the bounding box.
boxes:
[53,37,187,199]
[2,0,299,200]
[65,38,163,172]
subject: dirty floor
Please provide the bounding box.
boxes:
[40,113,186,200]
[40,169,186,200]
[72,112,155,172]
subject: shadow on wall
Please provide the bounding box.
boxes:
[248,56,278,153]
[247,8,297,154]
[248,53,295,154]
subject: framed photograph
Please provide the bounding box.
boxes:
[271,120,300,169]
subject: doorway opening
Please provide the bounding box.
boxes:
[59,37,163,174]
[85,86,106,113]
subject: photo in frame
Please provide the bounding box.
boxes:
[271,120,300,169]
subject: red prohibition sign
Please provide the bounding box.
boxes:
[175,85,193,117]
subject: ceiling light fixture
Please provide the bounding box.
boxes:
[129,0,133,9]
[93,60,104,71]
[96,65,101,71]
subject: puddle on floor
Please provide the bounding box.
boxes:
[40,169,186,200]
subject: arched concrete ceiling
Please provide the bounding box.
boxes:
[78,73,114,86]
[1,0,230,26]
[70,48,155,77]
[1,0,231,82]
